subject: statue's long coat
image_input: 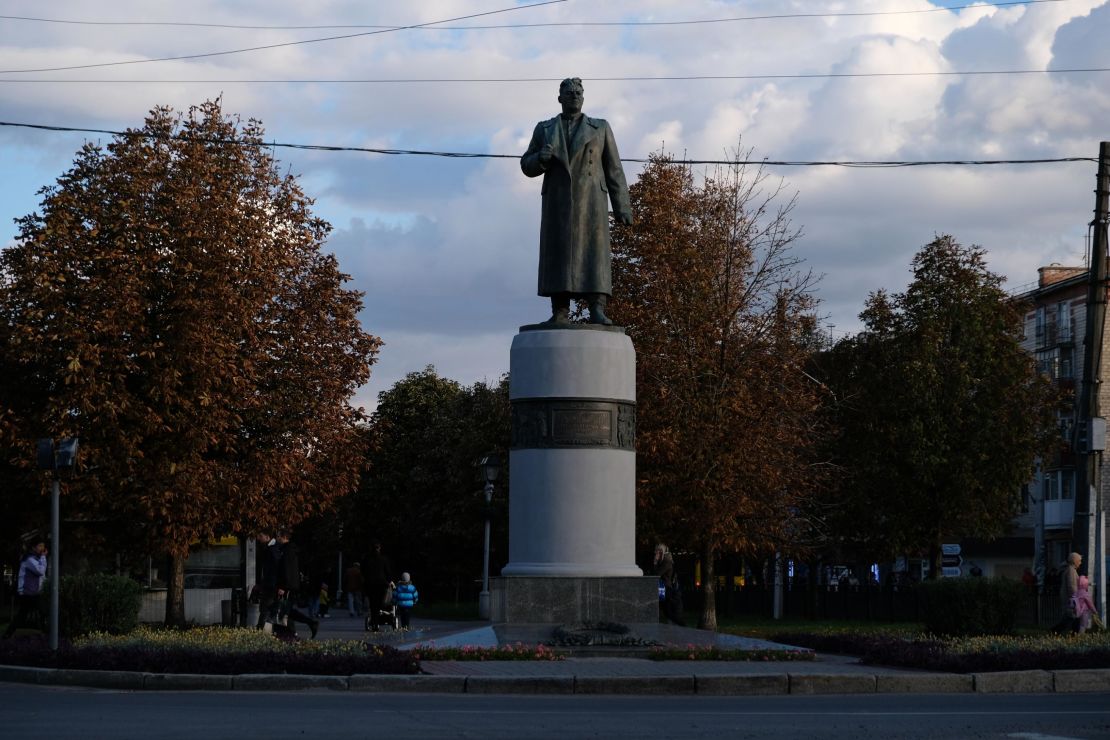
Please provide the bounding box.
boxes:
[521,114,632,297]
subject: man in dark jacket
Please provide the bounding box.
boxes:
[521,77,633,326]
[276,529,319,639]
[254,530,281,629]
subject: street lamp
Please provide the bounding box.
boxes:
[478,454,500,620]
[36,437,78,651]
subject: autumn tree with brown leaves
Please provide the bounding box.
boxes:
[610,152,827,630]
[0,100,381,625]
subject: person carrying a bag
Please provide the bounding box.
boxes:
[653,543,685,627]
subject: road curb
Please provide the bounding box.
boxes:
[1,663,1108,694]
[52,668,145,690]
[789,673,877,694]
[349,674,466,693]
[232,674,349,691]
[1052,669,1110,693]
[695,674,789,695]
[466,675,575,694]
[973,670,1053,693]
[574,675,696,694]
[143,673,233,691]
[876,673,973,693]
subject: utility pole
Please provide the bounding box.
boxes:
[1075,141,1110,622]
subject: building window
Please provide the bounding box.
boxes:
[1043,469,1075,501]
[1036,347,1074,380]
[1057,301,1072,343]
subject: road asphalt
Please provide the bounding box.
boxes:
[2,612,1108,695]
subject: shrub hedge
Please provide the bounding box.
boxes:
[771,630,1110,672]
[56,574,143,638]
[0,627,419,675]
[917,577,1026,636]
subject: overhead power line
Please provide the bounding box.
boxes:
[0,1,1068,31]
[0,0,565,74]
[3,67,1108,84]
[0,120,1095,168]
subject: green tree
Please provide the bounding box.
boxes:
[0,100,381,625]
[344,367,510,604]
[610,152,828,630]
[819,235,1059,575]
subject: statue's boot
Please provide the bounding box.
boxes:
[588,294,614,326]
[546,295,571,324]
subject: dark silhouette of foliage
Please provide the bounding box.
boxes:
[818,235,1059,573]
[344,367,510,604]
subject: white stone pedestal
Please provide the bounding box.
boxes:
[496,325,656,622]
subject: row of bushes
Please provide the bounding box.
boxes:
[771,630,1110,672]
[0,626,419,675]
[917,577,1028,637]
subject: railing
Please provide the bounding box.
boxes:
[705,585,1066,628]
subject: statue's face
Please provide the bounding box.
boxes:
[559,85,584,116]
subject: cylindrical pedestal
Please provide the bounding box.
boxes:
[502,326,641,577]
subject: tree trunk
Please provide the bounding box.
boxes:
[698,542,717,631]
[165,553,186,628]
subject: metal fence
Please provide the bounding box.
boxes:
[707,585,1066,628]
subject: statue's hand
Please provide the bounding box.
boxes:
[617,212,633,226]
[538,144,554,164]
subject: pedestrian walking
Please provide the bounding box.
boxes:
[3,537,48,638]
[309,581,330,619]
[362,541,392,632]
[1073,575,1097,634]
[653,543,685,627]
[275,529,320,639]
[394,572,419,630]
[1053,552,1082,633]
[253,530,281,630]
[344,561,364,617]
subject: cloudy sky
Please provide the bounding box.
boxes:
[2,0,1108,410]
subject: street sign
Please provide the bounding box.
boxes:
[941,554,963,568]
[941,543,961,556]
[941,566,963,578]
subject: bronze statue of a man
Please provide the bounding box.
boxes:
[521,77,632,325]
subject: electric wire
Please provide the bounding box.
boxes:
[0,0,1069,30]
[0,120,1095,168]
[0,0,566,74]
[3,67,1108,83]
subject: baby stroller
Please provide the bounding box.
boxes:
[364,582,400,632]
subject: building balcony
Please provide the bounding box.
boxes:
[1044,499,1075,529]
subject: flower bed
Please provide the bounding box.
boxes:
[410,643,563,661]
[647,645,815,662]
[771,629,1110,673]
[0,626,418,675]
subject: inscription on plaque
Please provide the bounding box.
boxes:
[511,398,635,450]
[553,409,611,444]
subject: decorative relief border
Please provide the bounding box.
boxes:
[511,398,636,451]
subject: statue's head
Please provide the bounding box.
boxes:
[558,77,584,116]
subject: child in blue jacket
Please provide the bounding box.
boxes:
[395,572,419,630]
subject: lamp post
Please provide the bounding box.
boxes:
[36,437,78,651]
[478,454,500,620]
